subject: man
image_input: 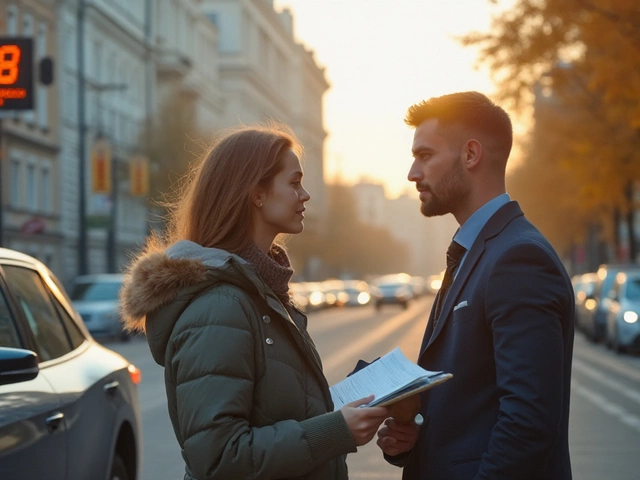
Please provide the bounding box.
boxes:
[377,91,574,479]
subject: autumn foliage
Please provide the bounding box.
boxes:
[463,0,640,265]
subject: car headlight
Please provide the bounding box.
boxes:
[357,292,370,304]
[623,311,638,324]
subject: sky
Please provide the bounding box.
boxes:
[273,0,512,198]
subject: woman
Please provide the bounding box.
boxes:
[120,124,388,480]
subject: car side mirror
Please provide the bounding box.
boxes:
[0,347,39,386]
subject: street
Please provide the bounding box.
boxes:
[106,295,640,480]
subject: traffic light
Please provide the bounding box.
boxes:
[130,155,149,196]
[91,139,112,194]
[0,37,34,110]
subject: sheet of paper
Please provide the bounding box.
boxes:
[330,347,439,410]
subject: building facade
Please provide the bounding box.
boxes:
[1,0,63,274]
[1,0,327,285]
[201,0,330,220]
[352,180,458,276]
[55,0,151,284]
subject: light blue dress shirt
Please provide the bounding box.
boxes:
[453,193,511,276]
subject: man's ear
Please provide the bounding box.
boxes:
[463,139,483,169]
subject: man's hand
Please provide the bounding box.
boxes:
[340,395,389,446]
[377,417,420,456]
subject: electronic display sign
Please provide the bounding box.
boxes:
[0,37,34,110]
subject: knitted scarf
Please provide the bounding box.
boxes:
[238,243,293,304]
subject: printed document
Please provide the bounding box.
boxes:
[330,348,452,409]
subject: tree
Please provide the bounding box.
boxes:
[287,182,409,279]
[141,94,207,229]
[463,0,640,262]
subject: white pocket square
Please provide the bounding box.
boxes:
[454,300,468,311]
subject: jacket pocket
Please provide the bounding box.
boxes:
[450,306,473,325]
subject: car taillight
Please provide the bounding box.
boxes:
[128,364,142,385]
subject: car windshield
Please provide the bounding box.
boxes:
[625,278,640,301]
[70,281,122,301]
[378,283,405,290]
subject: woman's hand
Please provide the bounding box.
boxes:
[340,395,389,446]
[376,417,420,457]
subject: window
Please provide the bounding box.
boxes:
[0,287,22,349]
[626,278,640,301]
[27,163,37,211]
[7,5,18,35]
[10,159,21,207]
[22,14,35,125]
[48,285,85,351]
[37,22,49,129]
[3,266,73,362]
[40,165,52,213]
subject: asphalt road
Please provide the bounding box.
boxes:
[106,295,640,480]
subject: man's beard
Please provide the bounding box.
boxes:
[419,160,465,218]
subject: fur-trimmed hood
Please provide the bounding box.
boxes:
[120,240,270,365]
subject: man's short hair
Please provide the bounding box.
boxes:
[405,91,513,160]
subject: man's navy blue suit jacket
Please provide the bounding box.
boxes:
[387,201,575,479]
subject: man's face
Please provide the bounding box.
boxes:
[408,118,467,217]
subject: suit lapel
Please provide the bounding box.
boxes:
[418,201,525,362]
[420,241,486,356]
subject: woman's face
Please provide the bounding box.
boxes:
[254,149,311,243]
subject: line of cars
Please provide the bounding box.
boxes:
[291,274,431,312]
[573,263,640,354]
[0,248,141,480]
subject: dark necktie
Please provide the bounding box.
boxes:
[433,240,466,325]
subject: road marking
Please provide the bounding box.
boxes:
[573,347,640,384]
[572,380,640,434]
[573,359,640,406]
[322,297,430,373]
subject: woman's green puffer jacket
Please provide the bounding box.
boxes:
[121,240,357,479]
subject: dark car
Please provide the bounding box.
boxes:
[583,264,640,342]
[0,248,141,480]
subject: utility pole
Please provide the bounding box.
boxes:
[77,0,88,275]
[93,83,127,273]
[0,118,4,247]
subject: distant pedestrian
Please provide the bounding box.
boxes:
[377,92,575,479]
[121,124,387,480]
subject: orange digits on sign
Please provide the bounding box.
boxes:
[0,45,21,85]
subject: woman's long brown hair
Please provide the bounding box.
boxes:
[149,123,302,253]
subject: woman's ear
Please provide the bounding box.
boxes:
[253,189,265,208]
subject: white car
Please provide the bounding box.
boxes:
[605,270,640,353]
[70,274,128,341]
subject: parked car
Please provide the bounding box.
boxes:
[69,273,128,341]
[342,280,372,306]
[604,270,640,353]
[295,282,327,311]
[0,248,141,480]
[321,279,349,307]
[372,274,414,310]
[582,264,640,342]
[289,282,309,312]
[572,272,598,333]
